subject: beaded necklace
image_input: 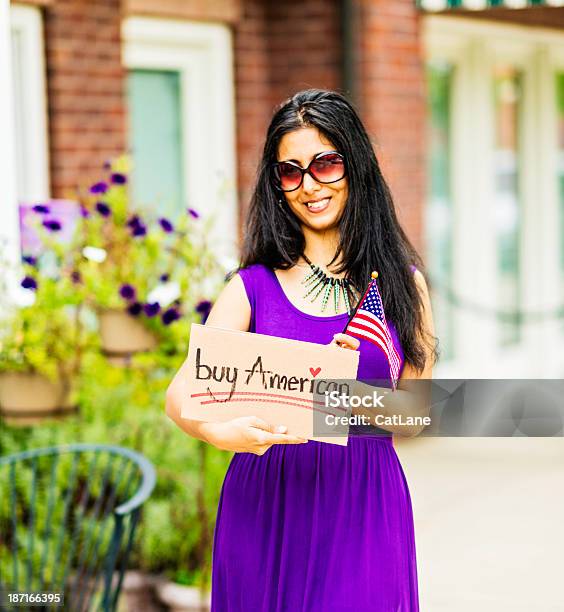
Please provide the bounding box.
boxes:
[301,254,357,315]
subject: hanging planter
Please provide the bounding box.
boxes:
[71,158,222,369]
[98,308,157,358]
[0,371,75,426]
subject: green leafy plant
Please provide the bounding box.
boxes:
[0,233,87,383]
[0,154,233,588]
[74,156,221,351]
[1,155,224,382]
[0,351,232,590]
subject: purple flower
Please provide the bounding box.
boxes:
[80,205,90,218]
[127,213,147,237]
[21,276,37,290]
[90,181,108,194]
[119,284,136,301]
[71,270,81,284]
[22,255,37,266]
[126,215,142,228]
[95,202,111,217]
[111,173,127,185]
[162,307,181,325]
[127,302,142,316]
[187,208,200,219]
[195,300,212,314]
[159,218,174,233]
[32,204,50,215]
[143,302,160,317]
[127,215,147,236]
[42,219,62,232]
[159,273,170,282]
[132,224,147,237]
[195,300,212,324]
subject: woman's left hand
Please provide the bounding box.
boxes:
[329,333,360,351]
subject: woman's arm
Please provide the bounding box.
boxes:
[165,273,307,454]
[331,270,436,437]
[165,273,251,443]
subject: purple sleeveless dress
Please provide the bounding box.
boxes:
[211,264,419,611]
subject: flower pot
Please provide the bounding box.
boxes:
[98,309,157,358]
[155,580,210,612]
[0,371,76,425]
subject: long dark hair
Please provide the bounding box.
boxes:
[240,89,437,372]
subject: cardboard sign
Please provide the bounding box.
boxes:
[181,324,360,445]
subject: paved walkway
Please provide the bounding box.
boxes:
[394,437,564,611]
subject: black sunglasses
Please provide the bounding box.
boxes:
[271,151,346,192]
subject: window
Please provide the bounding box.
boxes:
[0,4,49,266]
[493,67,522,346]
[557,72,564,299]
[424,17,564,377]
[122,17,238,261]
[10,4,50,203]
[127,69,185,219]
[426,60,455,360]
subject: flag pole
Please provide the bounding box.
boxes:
[341,271,378,334]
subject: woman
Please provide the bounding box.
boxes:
[166,89,437,611]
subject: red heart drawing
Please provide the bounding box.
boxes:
[309,367,321,378]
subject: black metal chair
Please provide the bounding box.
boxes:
[0,444,156,611]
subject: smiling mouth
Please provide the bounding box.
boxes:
[303,197,331,212]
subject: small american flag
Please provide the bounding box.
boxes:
[345,275,401,390]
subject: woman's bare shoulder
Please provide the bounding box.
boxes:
[205,273,251,332]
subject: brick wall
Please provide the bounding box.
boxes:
[234,0,343,228]
[233,0,425,253]
[39,0,424,251]
[355,0,426,254]
[44,0,126,198]
[266,1,343,108]
[233,0,272,225]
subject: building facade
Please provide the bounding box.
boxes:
[3,0,564,376]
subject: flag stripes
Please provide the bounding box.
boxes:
[344,277,401,389]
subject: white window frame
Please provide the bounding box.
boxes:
[0,1,17,268]
[1,4,49,274]
[11,4,50,204]
[424,16,564,378]
[122,17,238,262]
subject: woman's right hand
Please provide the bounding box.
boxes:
[201,416,308,455]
